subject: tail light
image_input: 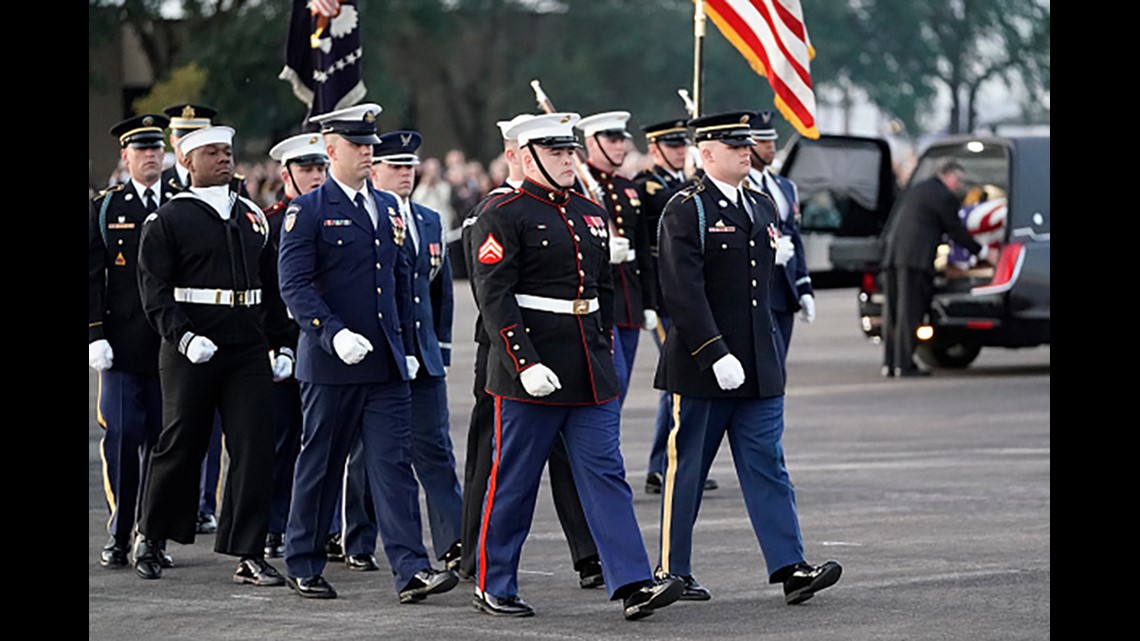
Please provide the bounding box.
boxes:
[861,271,878,294]
[971,242,1025,295]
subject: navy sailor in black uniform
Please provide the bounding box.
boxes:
[469,112,683,620]
[134,125,293,587]
[654,111,842,605]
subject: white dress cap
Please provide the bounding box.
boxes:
[506,112,581,147]
[269,133,329,164]
[496,114,536,140]
[177,126,236,155]
[575,111,632,138]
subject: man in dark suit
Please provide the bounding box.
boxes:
[89,114,172,570]
[880,160,990,377]
[276,103,457,603]
[654,110,841,606]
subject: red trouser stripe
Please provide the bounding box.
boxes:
[477,395,504,593]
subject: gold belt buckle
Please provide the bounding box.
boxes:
[571,299,589,315]
[234,291,247,307]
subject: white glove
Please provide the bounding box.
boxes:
[406,355,420,380]
[609,236,631,264]
[270,351,294,381]
[333,328,373,365]
[798,294,816,324]
[625,248,637,263]
[88,339,114,371]
[643,309,659,332]
[774,236,795,266]
[520,363,562,397]
[711,353,746,391]
[185,335,218,364]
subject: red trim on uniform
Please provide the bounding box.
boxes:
[478,395,505,593]
[493,192,524,209]
[498,324,525,371]
[263,201,286,217]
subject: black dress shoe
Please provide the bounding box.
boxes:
[577,556,604,589]
[440,540,462,572]
[345,553,379,572]
[703,477,719,491]
[325,534,345,562]
[131,536,163,580]
[623,576,684,620]
[99,535,128,568]
[678,574,711,601]
[233,557,286,586]
[158,541,174,568]
[472,590,535,617]
[398,568,459,603]
[645,472,663,494]
[196,512,218,534]
[264,532,285,559]
[783,560,842,604]
[881,365,896,378]
[286,574,337,599]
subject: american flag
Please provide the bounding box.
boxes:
[279,0,367,127]
[704,0,819,139]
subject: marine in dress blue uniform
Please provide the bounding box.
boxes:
[576,111,658,411]
[469,113,683,620]
[89,114,171,569]
[260,132,330,558]
[746,110,815,371]
[654,111,841,605]
[333,130,465,573]
[276,104,458,602]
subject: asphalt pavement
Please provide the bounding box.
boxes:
[88,285,1050,640]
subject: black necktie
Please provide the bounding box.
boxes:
[354,193,373,228]
[737,189,753,222]
[760,173,773,198]
[144,188,157,214]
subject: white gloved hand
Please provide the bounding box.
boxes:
[625,248,637,263]
[185,335,218,364]
[643,309,659,332]
[520,363,562,397]
[270,352,294,381]
[88,339,114,371]
[609,236,631,264]
[333,328,373,365]
[406,355,420,380]
[774,236,795,266]
[798,294,816,324]
[711,353,746,391]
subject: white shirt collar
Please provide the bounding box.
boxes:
[706,174,744,205]
[189,185,234,220]
[131,178,160,202]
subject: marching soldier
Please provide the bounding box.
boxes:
[89,114,173,570]
[457,115,603,589]
[276,103,457,603]
[654,110,841,605]
[633,118,717,496]
[469,112,682,619]
[260,132,330,558]
[133,125,293,586]
[575,111,658,410]
[746,110,815,369]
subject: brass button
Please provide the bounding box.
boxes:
[568,219,575,226]
[722,243,728,249]
[751,260,756,267]
[519,358,527,365]
[376,263,382,269]
[542,240,549,247]
[415,321,421,328]
[376,287,382,294]
[749,240,755,247]
[414,296,420,303]
[513,345,519,351]
[375,239,381,246]
[752,300,757,307]
[378,312,384,319]
[507,331,514,338]
[337,239,343,245]
[616,217,624,224]
[751,279,757,287]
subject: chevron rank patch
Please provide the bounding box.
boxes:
[478,233,503,264]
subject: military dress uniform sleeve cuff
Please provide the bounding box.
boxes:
[89,320,105,343]
[178,331,196,355]
[277,346,295,361]
[691,335,729,370]
[795,275,814,298]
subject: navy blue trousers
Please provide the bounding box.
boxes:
[97,369,162,542]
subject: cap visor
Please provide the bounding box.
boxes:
[342,133,382,145]
[722,138,757,147]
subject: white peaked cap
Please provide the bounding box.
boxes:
[178,126,235,154]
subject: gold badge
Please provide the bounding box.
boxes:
[560,115,572,123]
[182,105,196,119]
[115,252,126,266]
[646,182,662,195]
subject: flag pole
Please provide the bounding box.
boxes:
[692,0,706,119]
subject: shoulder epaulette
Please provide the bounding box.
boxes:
[94,183,125,201]
[679,181,704,203]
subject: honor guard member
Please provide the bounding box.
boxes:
[634,118,717,496]
[746,110,815,370]
[133,125,293,586]
[576,111,658,410]
[325,129,465,574]
[163,103,231,535]
[469,112,683,620]
[277,103,458,603]
[654,111,841,605]
[89,114,173,570]
[260,133,330,558]
[458,114,603,589]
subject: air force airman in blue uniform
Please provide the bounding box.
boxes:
[276,103,458,603]
[654,111,841,605]
[469,113,683,620]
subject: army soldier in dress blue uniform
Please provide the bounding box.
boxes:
[469,112,683,620]
[576,111,658,411]
[260,133,330,558]
[321,129,466,574]
[633,118,718,497]
[654,111,841,605]
[746,110,815,370]
[89,114,174,570]
[458,115,603,589]
[133,126,293,587]
[276,103,458,603]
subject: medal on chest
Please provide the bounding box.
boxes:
[583,215,608,238]
[388,206,406,246]
[428,242,443,268]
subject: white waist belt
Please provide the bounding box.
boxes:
[174,287,262,307]
[515,294,599,315]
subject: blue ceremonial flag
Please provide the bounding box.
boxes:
[279,0,367,128]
